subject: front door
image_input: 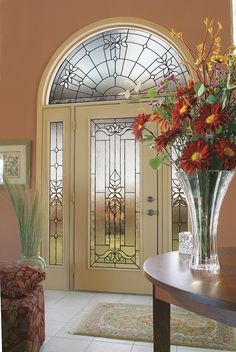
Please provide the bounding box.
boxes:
[74,102,158,294]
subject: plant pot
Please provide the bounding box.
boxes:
[176,170,235,271]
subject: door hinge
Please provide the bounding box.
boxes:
[72,263,75,274]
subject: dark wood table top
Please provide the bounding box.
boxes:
[144,247,236,312]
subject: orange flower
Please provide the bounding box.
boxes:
[194,104,230,135]
[132,113,150,140]
[175,80,194,98]
[180,140,211,175]
[214,139,236,169]
[150,113,170,131]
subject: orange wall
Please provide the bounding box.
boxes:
[0,0,234,261]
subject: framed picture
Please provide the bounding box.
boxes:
[0,140,31,187]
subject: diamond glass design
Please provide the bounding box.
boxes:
[90,118,140,269]
[49,28,189,104]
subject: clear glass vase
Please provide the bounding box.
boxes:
[176,170,235,271]
[17,253,47,272]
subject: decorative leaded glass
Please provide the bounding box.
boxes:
[171,166,188,250]
[90,118,140,269]
[49,122,63,265]
[49,28,189,104]
[0,157,3,183]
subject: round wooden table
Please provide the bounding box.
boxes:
[143,248,236,352]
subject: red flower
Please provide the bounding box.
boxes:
[132,113,150,140]
[194,104,230,135]
[175,80,195,97]
[214,138,236,169]
[154,128,180,152]
[180,140,211,175]
[150,113,170,131]
[171,98,191,128]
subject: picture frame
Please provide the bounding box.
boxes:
[0,140,31,187]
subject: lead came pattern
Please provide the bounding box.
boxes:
[49,122,64,265]
[90,118,140,269]
[171,168,188,250]
[49,28,189,104]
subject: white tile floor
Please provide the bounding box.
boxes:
[40,290,233,352]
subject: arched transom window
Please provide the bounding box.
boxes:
[49,28,189,104]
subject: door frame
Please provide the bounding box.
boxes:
[37,17,193,289]
[40,101,172,290]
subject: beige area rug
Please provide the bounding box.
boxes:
[70,303,236,350]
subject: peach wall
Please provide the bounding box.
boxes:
[0,0,234,261]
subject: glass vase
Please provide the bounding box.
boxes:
[17,253,47,272]
[176,170,235,271]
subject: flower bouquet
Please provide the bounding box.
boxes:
[132,19,236,271]
[132,19,236,174]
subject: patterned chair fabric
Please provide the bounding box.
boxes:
[1,285,45,352]
[0,262,46,299]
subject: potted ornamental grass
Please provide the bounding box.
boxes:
[4,179,46,272]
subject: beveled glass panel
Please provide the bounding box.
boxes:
[90,118,140,269]
[49,28,189,104]
[49,122,64,265]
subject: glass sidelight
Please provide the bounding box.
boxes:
[49,122,64,265]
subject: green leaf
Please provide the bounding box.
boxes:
[191,133,198,141]
[222,95,227,109]
[206,94,217,104]
[147,88,157,98]
[194,82,201,93]
[143,135,154,141]
[194,82,205,96]
[227,122,236,133]
[149,156,163,170]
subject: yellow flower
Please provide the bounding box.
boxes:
[170,29,183,39]
[218,21,223,30]
[213,36,221,55]
[197,43,204,54]
[204,18,214,34]
[227,54,236,67]
[206,62,213,71]
[227,44,236,54]
[195,56,204,66]
[204,17,209,26]
[210,55,228,64]
[208,26,213,34]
